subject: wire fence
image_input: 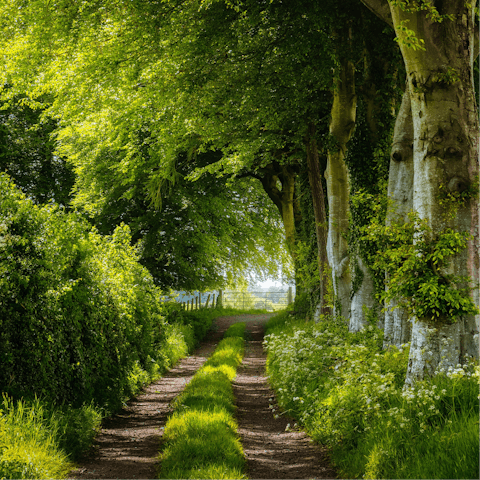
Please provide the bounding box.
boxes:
[173,288,295,311]
[221,289,294,311]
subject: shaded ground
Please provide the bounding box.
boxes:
[68,316,236,480]
[69,314,337,479]
[233,315,337,480]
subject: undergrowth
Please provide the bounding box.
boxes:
[0,307,221,479]
[158,322,247,479]
[0,396,76,480]
[264,311,479,479]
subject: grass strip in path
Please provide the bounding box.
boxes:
[68,325,229,479]
[158,323,246,480]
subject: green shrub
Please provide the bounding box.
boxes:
[0,174,234,476]
[176,310,217,342]
[159,322,195,368]
[0,173,178,410]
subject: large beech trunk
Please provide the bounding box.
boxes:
[326,58,356,319]
[350,257,378,331]
[306,122,331,318]
[350,33,392,333]
[383,91,414,347]
[389,2,479,383]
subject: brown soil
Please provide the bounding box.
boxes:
[69,314,337,479]
[232,314,337,480]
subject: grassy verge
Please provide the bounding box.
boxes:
[0,308,257,478]
[158,322,247,480]
[264,311,479,480]
[0,396,69,480]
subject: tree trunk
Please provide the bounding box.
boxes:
[306,122,331,318]
[326,57,357,319]
[383,90,414,347]
[278,169,297,255]
[258,164,297,255]
[388,2,479,382]
[350,257,379,331]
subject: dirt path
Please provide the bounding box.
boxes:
[68,316,236,480]
[233,315,337,479]
[69,314,337,479]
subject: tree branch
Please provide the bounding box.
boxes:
[359,0,393,28]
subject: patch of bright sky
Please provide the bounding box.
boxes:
[256,279,283,288]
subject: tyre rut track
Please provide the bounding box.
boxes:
[69,314,336,479]
[233,316,337,479]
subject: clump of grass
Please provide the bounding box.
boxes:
[51,402,103,461]
[223,322,246,339]
[158,323,247,479]
[264,312,479,480]
[0,394,103,479]
[160,410,244,479]
[0,395,72,479]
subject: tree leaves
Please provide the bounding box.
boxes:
[362,210,479,324]
[0,173,171,408]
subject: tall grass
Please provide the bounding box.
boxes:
[0,396,73,479]
[158,323,247,479]
[264,311,480,480]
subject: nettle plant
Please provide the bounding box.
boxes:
[363,210,478,325]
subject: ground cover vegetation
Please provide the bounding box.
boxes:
[0,0,478,478]
[0,302,223,479]
[265,311,479,479]
[158,322,246,480]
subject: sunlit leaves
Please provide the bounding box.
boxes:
[0,173,170,408]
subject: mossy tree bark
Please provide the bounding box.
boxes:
[363,0,479,381]
[253,162,301,288]
[349,28,397,332]
[306,122,331,318]
[257,163,298,256]
[384,90,414,347]
[326,56,357,320]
